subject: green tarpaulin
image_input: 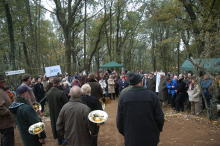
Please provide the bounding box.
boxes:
[181,58,220,73]
[100,61,123,68]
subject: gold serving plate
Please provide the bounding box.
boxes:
[28,122,45,135]
[33,102,42,112]
[88,110,108,124]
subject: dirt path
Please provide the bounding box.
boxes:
[15,100,220,146]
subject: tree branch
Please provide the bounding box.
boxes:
[32,0,55,14]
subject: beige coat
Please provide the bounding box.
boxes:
[188,84,201,102]
[108,79,115,94]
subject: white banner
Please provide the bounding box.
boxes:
[45,65,62,77]
[155,72,165,92]
[5,69,25,76]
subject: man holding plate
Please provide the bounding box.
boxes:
[9,85,46,146]
[56,86,97,146]
[117,72,164,146]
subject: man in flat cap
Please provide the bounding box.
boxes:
[9,85,46,146]
[116,72,164,146]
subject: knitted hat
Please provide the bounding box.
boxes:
[127,72,144,85]
[16,85,29,95]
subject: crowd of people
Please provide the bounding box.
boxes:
[0,69,220,146]
[156,72,220,116]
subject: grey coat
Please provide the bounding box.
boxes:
[56,98,96,146]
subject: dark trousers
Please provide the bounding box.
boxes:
[168,94,172,104]
[40,100,46,112]
[0,127,14,146]
[91,135,98,146]
[171,94,177,109]
[91,125,99,146]
[109,93,115,100]
[175,93,186,112]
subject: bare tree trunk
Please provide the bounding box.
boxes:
[86,19,108,71]
[53,0,82,73]
[37,0,42,70]
[180,0,205,57]
[84,0,87,70]
[63,29,72,74]
[3,0,16,69]
[25,0,40,69]
[109,1,113,60]
[177,40,180,75]
[72,51,77,73]
[115,0,121,63]
[95,51,100,71]
[151,31,157,71]
[104,0,112,61]
[21,27,31,73]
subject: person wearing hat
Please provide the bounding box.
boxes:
[9,86,46,146]
[45,77,68,145]
[116,72,164,146]
[0,75,15,146]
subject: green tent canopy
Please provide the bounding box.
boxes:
[181,58,220,73]
[100,61,123,68]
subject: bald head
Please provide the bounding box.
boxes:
[69,86,82,99]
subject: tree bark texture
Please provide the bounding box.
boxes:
[3,0,16,69]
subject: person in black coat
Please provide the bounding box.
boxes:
[33,77,45,112]
[175,75,188,112]
[147,73,156,92]
[87,74,103,100]
[117,72,164,146]
[45,77,68,145]
[81,84,102,111]
[80,84,102,146]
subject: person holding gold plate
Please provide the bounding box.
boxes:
[9,85,46,146]
[56,86,97,146]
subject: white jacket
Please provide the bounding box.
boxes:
[99,80,107,94]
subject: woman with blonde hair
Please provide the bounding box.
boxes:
[80,83,102,146]
[187,76,201,115]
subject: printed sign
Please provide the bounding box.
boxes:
[5,69,25,76]
[45,65,62,77]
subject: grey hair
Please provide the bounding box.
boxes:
[69,86,82,99]
[81,84,91,96]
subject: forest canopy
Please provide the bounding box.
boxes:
[0,0,219,75]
